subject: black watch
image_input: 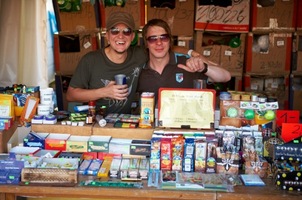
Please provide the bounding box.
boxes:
[200,63,208,74]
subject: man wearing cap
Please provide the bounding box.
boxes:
[66,12,201,114]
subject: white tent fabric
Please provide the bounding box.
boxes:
[0,0,55,89]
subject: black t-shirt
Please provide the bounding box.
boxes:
[69,46,147,114]
[137,52,207,103]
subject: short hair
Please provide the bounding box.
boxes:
[142,19,173,50]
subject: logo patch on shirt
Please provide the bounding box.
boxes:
[176,73,183,83]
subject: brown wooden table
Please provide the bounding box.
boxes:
[0,179,301,200]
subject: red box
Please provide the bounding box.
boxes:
[147,0,195,36]
[245,32,292,75]
[100,0,145,30]
[45,133,70,151]
[194,0,250,33]
[250,0,297,32]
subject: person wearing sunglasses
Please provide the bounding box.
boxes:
[66,12,201,115]
[137,19,231,103]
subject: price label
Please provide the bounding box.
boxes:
[281,123,302,143]
[276,110,300,127]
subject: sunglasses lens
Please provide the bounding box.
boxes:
[147,34,169,43]
[123,28,132,36]
[110,28,132,36]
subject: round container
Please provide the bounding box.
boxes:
[219,92,231,100]
[40,88,54,105]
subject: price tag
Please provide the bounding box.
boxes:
[281,123,302,143]
[276,110,300,127]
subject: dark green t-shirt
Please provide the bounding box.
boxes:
[69,46,147,114]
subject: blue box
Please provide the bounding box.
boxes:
[23,132,49,149]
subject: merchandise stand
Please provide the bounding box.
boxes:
[0,123,301,200]
[0,178,301,200]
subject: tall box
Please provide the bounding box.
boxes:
[195,0,250,33]
[194,31,246,76]
[140,92,155,123]
[147,0,195,36]
[100,0,145,30]
[245,32,292,75]
[54,30,100,75]
[250,0,297,32]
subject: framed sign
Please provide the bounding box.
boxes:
[158,88,216,129]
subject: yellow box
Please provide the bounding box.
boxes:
[140,92,154,123]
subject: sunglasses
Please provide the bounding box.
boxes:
[110,27,132,36]
[146,34,170,44]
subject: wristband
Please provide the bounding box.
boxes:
[187,49,193,57]
[200,63,208,74]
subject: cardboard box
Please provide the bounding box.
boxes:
[23,132,49,149]
[245,32,292,75]
[297,0,302,31]
[292,32,302,74]
[195,0,250,33]
[56,1,99,32]
[100,0,145,30]
[194,31,246,76]
[147,0,195,36]
[291,75,302,116]
[54,30,100,75]
[244,74,289,110]
[250,0,297,32]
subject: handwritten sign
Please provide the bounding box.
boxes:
[158,89,215,129]
[276,110,300,127]
[195,0,250,32]
[281,123,302,143]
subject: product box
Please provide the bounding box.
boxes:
[130,139,151,156]
[147,0,195,36]
[244,156,269,178]
[45,133,70,151]
[88,135,111,152]
[0,160,23,185]
[55,1,99,32]
[100,0,145,30]
[250,0,297,32]
[245,32,292,75]
[140,92,155,123]
[108,138,132,155]
[9,146,40,156]
[175,36,194,49]
[66,135,90,153]
[195,0,250,33]
[33,149,60,158]
[194,31,246,76]
[0,94,14,120]
[23,132,49,149]
[216,147,239,175]
[54,30,100,75]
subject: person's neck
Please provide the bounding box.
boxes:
[149,53,170,74]
[105,46,127,64]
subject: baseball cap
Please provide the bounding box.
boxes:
[106,12,135,30]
